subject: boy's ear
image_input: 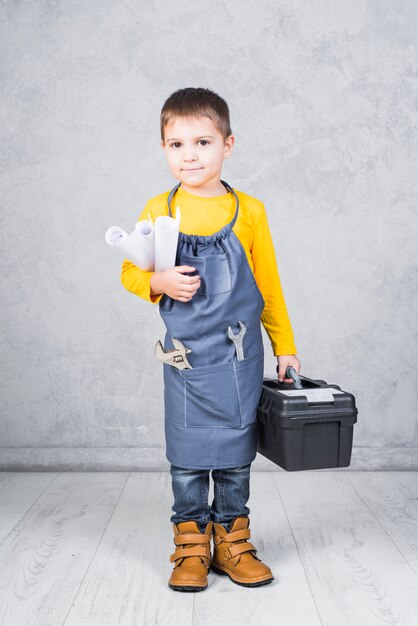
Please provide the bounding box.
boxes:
[223,134,234,158]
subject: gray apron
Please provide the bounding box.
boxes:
[159,180,265,469]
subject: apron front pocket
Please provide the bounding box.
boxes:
[163,362,187,426]
[180,360,241,428]
[233,347,264,427]
[181,254,232,296]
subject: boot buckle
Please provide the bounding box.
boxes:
[223,547,232,560]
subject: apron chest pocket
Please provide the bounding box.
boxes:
[181,254,232,296]
[178,348,264,429]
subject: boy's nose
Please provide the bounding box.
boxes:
[183,150,198,161]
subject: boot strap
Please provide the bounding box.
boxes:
[223,528,251,542]
[170,545,210,563]
[225,542,257,560]
[174,533,210,545]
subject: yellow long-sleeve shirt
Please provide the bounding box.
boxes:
[121,185,297,356]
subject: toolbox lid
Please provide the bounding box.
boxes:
[277,388,345,403]
[259,375,358,425]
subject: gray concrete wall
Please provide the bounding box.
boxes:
[1,0,417,470]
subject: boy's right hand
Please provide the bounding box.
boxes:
[150,266,201,302]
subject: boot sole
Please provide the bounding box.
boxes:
[168,582,207,592]
[210,564,274,587]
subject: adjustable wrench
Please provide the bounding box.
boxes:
[227,321,247,360]
[155,337,193,369]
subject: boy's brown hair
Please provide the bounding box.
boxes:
[160,87,232,142]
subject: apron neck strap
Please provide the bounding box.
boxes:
[167,179,239,229]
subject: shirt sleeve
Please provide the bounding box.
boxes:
[120,201,164,304]
[251,202,297,356]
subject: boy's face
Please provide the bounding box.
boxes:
[161,116,234,193]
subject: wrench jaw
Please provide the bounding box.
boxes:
[227,320,246,341]
[227,320,247,361]
[155,337,193,370]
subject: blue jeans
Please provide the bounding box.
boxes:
[169,463,251,533]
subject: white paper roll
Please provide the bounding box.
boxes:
[133,219,155,270]
[105,206,181,273]
[105,219,155,271]
[154,206,181,273]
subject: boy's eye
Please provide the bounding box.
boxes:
[169,140,210,148]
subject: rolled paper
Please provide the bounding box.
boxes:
[105,205,181,273]
[133,219,155,270]
[154,206,181,272]
[105,225,127,246]
[105,219,155,271]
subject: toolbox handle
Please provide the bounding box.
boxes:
[276,364,303,389]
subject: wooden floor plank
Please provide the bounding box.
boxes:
[0,473,58,543]
[276,471,418,625]
[63,472,194,626]
[275,470,377,529]
[0,472,127,626]
[348,471,418,575]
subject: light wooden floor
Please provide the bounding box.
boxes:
[0,471,418,626]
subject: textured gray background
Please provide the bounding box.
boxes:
[1,0,417,470]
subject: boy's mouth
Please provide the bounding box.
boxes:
[182,167,203,171]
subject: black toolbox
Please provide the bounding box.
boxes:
[256,368,358,471]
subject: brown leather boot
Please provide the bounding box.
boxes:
[211,516,274,587]
[168,520,213,592]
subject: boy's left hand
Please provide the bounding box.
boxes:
[276,354,301,384]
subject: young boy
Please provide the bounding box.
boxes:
[121,87,301,592]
